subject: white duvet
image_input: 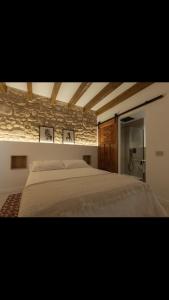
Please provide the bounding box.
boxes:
[18,167,167,217]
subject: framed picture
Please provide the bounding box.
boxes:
[62,129,75,144]
[39,126,54,143]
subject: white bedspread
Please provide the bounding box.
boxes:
[18,167,167,217]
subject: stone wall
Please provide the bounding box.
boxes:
[0,87,97,145]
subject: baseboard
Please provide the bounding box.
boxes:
[0,186,23,194]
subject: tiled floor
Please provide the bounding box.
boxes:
[0,193,9,210]
[0,191,22,210]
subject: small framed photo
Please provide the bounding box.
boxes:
[39,126,54,143]
[62,129,75,144]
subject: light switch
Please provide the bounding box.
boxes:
[155,151,164,157]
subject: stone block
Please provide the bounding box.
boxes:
[0,104,12,116]
[0,88,97,145]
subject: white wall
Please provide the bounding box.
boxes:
[118,95,169,201]
[145,96,169,201]
[0,141,98,193]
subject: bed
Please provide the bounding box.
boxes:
[18,160,167,217]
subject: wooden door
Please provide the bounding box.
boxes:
[98,117,118,172]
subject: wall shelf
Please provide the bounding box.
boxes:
[11,156,27,169]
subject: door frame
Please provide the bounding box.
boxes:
[118,107,146,174]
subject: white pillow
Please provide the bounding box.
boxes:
[63,159,90,169]
[31,160,65,172]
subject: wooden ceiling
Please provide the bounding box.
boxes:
[83,82,123,112]
[96,82,154,116]
[51,83,62,105]
[1,82,156,116]
[68,83,92,107]
[27,82,32,100]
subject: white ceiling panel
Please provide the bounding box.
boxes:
[6,82,55,98]
[92,82,136,111]
[76,82,108,107]
[32,82,54,98]
[6,82,27,91]
[57,82,82,103]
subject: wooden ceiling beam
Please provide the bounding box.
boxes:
[96,82,154,116]
[0,82,7,92]
[68,82,92,107]
[83,82,123,112]
[27,82,33,99]
[51,82,62,105]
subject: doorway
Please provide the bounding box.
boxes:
[120,111,146,181]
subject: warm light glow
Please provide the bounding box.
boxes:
[0,137,37,143]
[0,137,98,146]
[0,130,98,146]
